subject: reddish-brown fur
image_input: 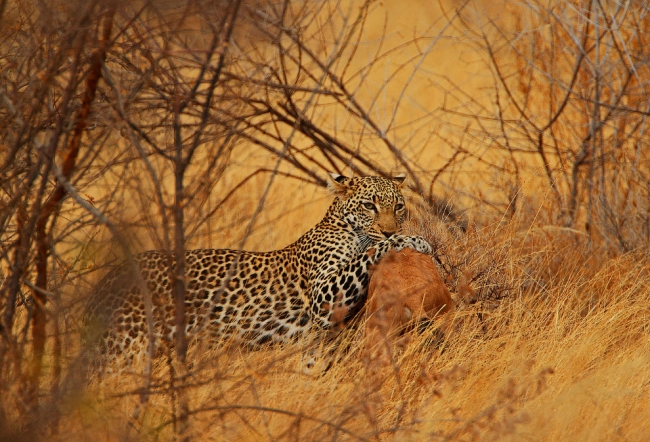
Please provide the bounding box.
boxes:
[364,248,455,361]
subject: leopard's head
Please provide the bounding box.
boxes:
[328,174,408,241]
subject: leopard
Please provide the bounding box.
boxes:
[85,174,432,367]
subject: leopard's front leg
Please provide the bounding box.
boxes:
[309,235,432,329]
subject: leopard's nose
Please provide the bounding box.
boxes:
[381,230,396,238]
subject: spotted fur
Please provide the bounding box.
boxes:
[86,174,432,366]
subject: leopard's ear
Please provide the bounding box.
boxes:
[328,173,353,195]
[393,173,406,187]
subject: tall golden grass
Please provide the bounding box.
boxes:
[48,201,649,441]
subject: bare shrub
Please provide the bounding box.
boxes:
[440,0,650,252]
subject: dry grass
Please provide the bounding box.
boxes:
[41,203,650,442]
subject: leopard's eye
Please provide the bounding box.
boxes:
[395,203,405,211]
[362,202,376,211]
